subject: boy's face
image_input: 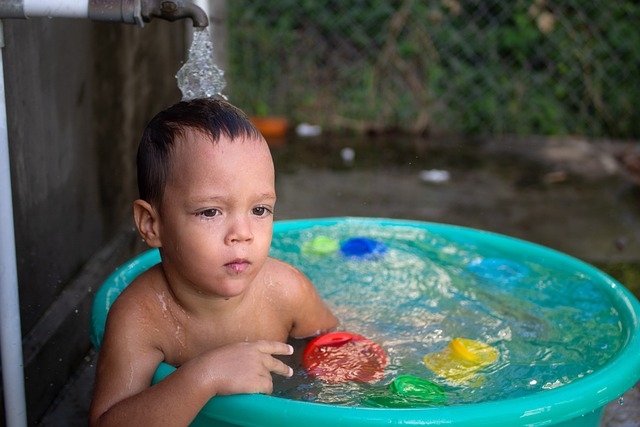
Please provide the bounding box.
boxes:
[156,130,276,299]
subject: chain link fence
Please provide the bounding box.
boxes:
[226,0,640,138]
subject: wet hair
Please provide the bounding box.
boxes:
[137,98,262,207]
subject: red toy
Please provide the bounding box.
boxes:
[302,332,388,384]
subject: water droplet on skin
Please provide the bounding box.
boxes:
[158,292,169,319]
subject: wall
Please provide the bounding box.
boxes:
[0,16,185,425]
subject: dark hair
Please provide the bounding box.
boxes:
[137,98,262,207]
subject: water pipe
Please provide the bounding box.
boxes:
[0,20,27,427]
[0,0,209,27]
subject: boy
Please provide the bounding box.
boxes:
[89,98,338,426]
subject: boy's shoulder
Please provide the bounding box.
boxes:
[106,264,168,330]
[262,256,318,300]
[263,257,338,340]
[263,256,311,287]
[265,256,304,275]
[99,264,170,367]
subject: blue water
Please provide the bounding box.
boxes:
[268,222,624,407]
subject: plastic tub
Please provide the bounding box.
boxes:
[91,217,640,426]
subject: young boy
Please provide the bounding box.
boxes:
[89,98,338,427]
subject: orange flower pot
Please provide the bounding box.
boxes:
[250,116,289,139]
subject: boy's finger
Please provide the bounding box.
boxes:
[269,358,294,378]
[256,340,294,356]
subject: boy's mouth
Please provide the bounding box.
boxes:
[225,258,250,273]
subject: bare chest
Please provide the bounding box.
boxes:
[158,303,292,366]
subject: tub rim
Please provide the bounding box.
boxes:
[91,216,640,426]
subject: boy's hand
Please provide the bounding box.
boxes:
[201,340,294,396]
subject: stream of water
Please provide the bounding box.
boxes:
[176,27,227,101]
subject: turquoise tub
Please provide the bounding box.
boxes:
[91,217,640,426]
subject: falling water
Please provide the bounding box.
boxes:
[176,27,227,101]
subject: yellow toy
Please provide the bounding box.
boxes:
[424,338,498,382]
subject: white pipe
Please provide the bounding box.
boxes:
[0,1,208,27]
[0,20,28,427]
[7,0,141,25]
[193,0,209,19]
[23,0,88,18]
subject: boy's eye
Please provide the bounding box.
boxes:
[199,209,220,218]
[252,206,272,217]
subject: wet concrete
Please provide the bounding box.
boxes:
[39,134,640,426]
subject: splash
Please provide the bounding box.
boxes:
[176,27,227,101]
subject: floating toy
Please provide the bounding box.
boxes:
[363,375,447,408]
[301,236,340,255]
[340,237,386,259]
[302,332,388,383]
[389,375,447,404]
[424,338,499,382]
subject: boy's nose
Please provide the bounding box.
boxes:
[225,216,253,244]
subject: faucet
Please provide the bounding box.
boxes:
[140,0,208,27]
[0,0,209,27]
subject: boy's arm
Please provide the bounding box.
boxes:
[89,294,293,427]
[284,266,339,339]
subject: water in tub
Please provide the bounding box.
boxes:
[268,223,625,407]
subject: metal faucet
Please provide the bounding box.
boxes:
[140,0,208,27]
[0,0,209,27]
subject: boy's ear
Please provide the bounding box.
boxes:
[133,199,162,248]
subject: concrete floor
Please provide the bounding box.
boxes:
[38,135,640,426]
